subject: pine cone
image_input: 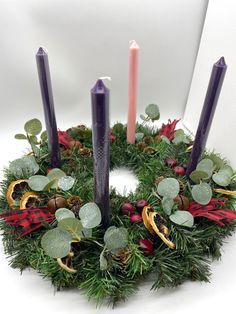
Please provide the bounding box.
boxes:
[112,247,130,266]
[137,142,147,151]
[79,148,92,157]
[155,176,165,185]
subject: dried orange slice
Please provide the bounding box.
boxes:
[142,206,155,235]
[6,179,29,207]
[149,212,175,249]
[19,192,40,210]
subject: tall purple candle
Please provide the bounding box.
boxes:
[91,79,110,228]
[186,57,227,177]
[36,47,61,168]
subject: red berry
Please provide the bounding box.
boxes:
[110,134,116,142]
[138,239,154,256]
[165,157,177,168]
[120,203,135,216]
[130,213,142,224]
[173,166,185,176]
[136,199,149,212]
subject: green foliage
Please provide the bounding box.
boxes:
[41,228,72,258]
[191,182,212,205]
[9,156,39,178]
[104,226,128,252]
[1,118,236,307]
[79,202,102,228]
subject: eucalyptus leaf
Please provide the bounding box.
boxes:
[140,114,149,121]
[212,171,231,187]
[9,156,39,178]
[47,168,66,189]
[100,251,108,270]
[79,202,102,228]
[41,228,72,258]
[29,135,38,144]
[55,208,75,222]
[208,154,224,170]
[58,218,83,240]
[191,183,212,205]
[82,228,93,238]
[160,136,170,144]
[31,143,41,158]
[190,170,209,184]
[135,133,144,141]
[219,165,234,177]
[162,197,174,215]
[145,104,160,120]
[24,118,42,135]
[40,131,48,141]
[58,176,75,191]
[172,129,190,145]
[169,210,194,227]
[157,178,180,199]
[15,133,27,140]
[104,226,128,252]
[196,158,214,179]
[28,175,50,191]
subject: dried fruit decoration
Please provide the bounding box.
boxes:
[6,180,30,208]
[142,206,175,249]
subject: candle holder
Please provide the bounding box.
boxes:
[1,104,236,307]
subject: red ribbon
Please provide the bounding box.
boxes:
[188,198,236,226]
[0,208,55,239]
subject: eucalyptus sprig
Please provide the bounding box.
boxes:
[15,118,47,158]
[140,104,160,123]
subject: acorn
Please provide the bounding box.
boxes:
[165,157,177,168]
[138,239,154,256]
[120,203,135,216]
[174,195,190,211]
[136,199,149,212]
[47,195,68,214]
[130,213,142,224]
[173,166,185,176]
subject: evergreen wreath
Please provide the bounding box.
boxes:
[1,104,236,307]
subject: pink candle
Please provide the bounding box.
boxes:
[127,40,139,144]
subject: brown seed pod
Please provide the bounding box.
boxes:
[67,196,83,213]
[79,148,92,157]
[174,195,190,211]
[47,195,68,214]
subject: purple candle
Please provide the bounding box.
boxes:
[91,79,110,228]
[36,47,61,168]
[186,57,227,177]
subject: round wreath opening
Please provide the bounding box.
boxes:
[1,105,236,307]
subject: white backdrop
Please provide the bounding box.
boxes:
[2,1,236,314]
[183,0,236,167]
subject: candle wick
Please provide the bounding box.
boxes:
[129,40,136,45]
[99,76,112,81]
